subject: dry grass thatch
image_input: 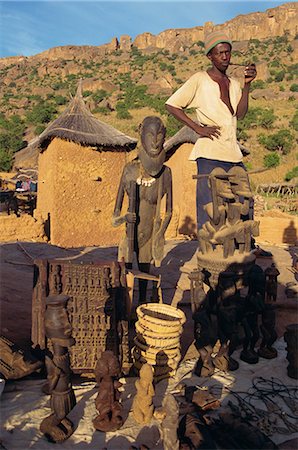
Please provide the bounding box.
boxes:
[38,81,137,150]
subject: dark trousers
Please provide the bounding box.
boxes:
[196,157,254,231]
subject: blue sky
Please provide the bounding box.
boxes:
[0,1,289,57]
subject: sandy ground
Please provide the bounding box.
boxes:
[0,238,297,347]
[0,238,297,449]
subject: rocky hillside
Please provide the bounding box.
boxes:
[0,1,297,188]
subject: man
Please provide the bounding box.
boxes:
[165,31,256,231]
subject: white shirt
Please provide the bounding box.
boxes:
[166,71,243,163]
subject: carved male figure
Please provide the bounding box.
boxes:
[113,116,172,302]
[40,295,76,443]
[93,350,123,432]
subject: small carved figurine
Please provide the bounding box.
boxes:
[189,269,206,316]
[240,265,265,364]
[132,363,155,424]
[193,293,217,377]
[93,350,123,432]
[160,394,179,450]
[258,304,278,359]
[40,295,76,443]
[264,263,280,302]
[213,275,240,372]
[112,116,172,302]
[284,324,298,379]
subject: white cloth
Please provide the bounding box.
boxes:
[166,71,243,163]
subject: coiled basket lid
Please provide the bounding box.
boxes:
[136,303,186,327]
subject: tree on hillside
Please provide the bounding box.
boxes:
[258,129,294,155]
[0,114,26,171]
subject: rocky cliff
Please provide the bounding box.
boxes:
[0,2,296,63]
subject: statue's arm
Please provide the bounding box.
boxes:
[158,167,173,235]
[112,168,136,227]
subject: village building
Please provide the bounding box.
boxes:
[28,82,137,247]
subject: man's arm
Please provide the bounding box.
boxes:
[165,104,220,140]
[236,64,257,120]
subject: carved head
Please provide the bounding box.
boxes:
[45,295,75,346]
[228,166,253,198]
[138,116,166,176]
[139,362,153,382]
[95,351,120,381]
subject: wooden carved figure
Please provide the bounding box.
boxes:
[132,363,155,424]
[93,350,123,432]
[240,265,265,364]
[264,263,280,302]
[193,293,217,377]
[213,274,241,372]
[160,394,179,450]
[189,269,206,316]
[112,116,172,303]
[198,168,232,255]
[258,304,278,359]
[40,295,76,443]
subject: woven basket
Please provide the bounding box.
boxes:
[137,316,183,334]
[135,331,180,349]
[135,321,182,339]
[136,303,186,328]
[133,337,179,357]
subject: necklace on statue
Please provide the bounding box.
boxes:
[136,176,156,187]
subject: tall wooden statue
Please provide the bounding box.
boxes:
[113,116,172,303]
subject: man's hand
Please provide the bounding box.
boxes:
[197,124,221,140]
[244,63,257,84]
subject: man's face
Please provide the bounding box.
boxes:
[208,43,232,72]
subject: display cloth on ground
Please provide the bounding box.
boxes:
[1,338,297,449]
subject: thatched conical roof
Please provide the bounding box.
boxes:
[37,81,137,150]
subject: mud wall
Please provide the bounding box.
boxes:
[36,138,127,247]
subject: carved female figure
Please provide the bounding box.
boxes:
[132,363,155,424]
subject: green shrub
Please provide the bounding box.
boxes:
[26,101,57,125]
[290,84,298,92]
[0,148,13,171]
[54,95,68,105]
[258,129,294,155]
[285,166,298,181]
[258,108,276,129]
[274,70,285,82]
[34,124,46,135]
[251,80,266,90]
[82,90,92,97]
[116,102,132,119]
[289,109,298,131]
[92,89,108,103]
[0,114,26,171]
[263,152,280,168]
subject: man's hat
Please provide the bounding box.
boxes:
[204,30,232,55]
